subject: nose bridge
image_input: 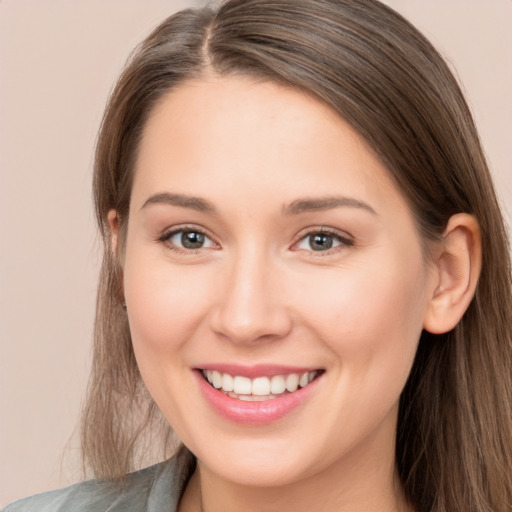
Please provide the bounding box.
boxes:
[210,243,291,344]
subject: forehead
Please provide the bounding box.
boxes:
[131,75,409,219]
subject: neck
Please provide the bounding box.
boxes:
[195,464,409,512]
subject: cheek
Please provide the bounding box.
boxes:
[297,263,427,440]
[298,250,428,383]
[123,249,215,358]
[122,251,217,421]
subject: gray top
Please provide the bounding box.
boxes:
[4,449,195,512]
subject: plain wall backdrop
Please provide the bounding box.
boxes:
[0,0,511,506]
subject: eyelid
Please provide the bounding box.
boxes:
[155,224,353,255]
[291,227,354,254]
[157,224,220,252]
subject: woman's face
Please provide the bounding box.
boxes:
[121,76,437,487]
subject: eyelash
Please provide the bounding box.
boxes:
[291,228,354,257]
[157,226,354,255]
[157,225,218,255]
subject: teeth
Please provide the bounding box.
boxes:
[203,369,320,398]
[212,370,222,389]
[233,376,252,395]
[270,375,286,394]
[222,373,234,392]
[238,394,276,401]
[285,373,299,392]
[252,376,271,396]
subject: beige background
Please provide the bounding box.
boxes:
[1,0,511,506]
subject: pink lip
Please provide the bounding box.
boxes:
[193,368,323,425]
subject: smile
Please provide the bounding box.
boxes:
[202,369,320,401]
[195,366,324,424]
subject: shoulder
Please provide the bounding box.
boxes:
[3,449,195,512]
[3,464,161,512]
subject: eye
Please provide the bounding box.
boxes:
[160,228,217,251]
[294,230,353,252]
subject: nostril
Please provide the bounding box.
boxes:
[209,314,293,345]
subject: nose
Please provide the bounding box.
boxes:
[209,249,293,345]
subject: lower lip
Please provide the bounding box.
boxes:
[194,370,322,425]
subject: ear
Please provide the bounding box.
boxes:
[107,209,127,307]
[423,213,482,334]
[107,209,120,256]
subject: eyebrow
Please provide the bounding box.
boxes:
[140,192,377,216]
[283,196,377,216]
[140,192,216,213]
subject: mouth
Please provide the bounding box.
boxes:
[200,368,324,402]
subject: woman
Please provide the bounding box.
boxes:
[5,0,512,510]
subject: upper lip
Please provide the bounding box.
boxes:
[196,364,324,378]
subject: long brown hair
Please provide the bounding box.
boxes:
[83,1,512,510]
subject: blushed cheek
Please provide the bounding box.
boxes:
[124,259,213,356]
[348,275,426,395]
[302,263,426,366]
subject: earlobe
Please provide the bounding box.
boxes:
[423,213,482,334]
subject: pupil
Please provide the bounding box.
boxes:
[310,234,333,251]
[182,231,205,249]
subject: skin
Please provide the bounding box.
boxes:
[109,75,481,512]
